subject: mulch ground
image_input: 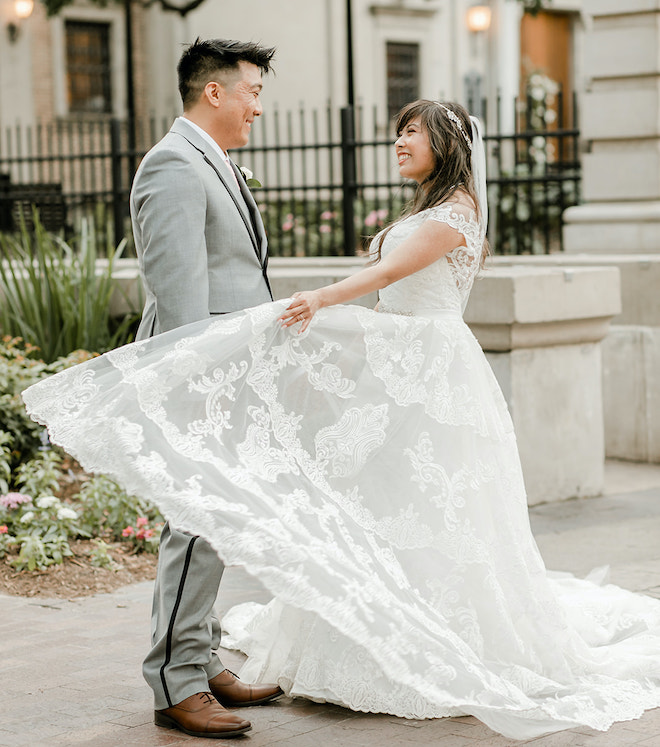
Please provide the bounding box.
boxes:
[0,539,158,598]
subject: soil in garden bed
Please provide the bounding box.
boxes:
[0,539,157,598]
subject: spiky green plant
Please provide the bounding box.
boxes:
[0,211,138,362]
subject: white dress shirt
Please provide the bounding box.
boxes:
[180,116,240,187]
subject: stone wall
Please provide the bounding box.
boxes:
[564,0,660,252]
[558,3,660,468]
[492,255,660,465]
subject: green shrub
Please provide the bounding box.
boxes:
[0,336,95,473]
[89,539,120,570]
[0,339,163,571]
[0,473,164,571]
[0,431,12,494]
[15,450,63,498]
[78,474,163,546]
[0,492,80,571]
[0,211,138,363]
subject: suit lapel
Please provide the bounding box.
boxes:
[229,160,268,263]
[202,153,262,259]
[169,119,262,263]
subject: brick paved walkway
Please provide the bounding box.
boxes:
[2,460,660,747]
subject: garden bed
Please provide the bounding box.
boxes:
[0,538,157,598]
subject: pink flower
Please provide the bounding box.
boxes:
[0,493,33,510]
[0,525,8,534]
[319,225,332,234]
[320,211,336,221]
[122,526,134,537]
[136,528,146,540]
[144,529,155,539]
[364,209,388,227]
[136,517,149,528]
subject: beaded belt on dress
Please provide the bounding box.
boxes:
[378,304,463,321]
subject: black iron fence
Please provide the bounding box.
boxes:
[0,117,169,245]
[0,96,580,257]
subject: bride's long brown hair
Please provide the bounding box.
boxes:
[371,99,484,262]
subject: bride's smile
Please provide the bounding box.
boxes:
[395,117,435,184]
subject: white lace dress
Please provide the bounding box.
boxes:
[22,204,660,740]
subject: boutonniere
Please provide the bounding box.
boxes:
[239,166,261,189]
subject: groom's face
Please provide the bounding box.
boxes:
[214,62,264,151]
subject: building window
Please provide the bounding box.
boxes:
[66,21,112,114]
[386,42,420,120]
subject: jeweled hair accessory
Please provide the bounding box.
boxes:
[434,102,473,151]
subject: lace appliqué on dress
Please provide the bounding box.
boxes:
[376,202,483,317]
[426,203,484,298]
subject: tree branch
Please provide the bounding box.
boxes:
[154,0,206,16]
[520,0,550,15]
[41,0,208,17]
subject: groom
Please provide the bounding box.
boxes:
[130,39,281,739]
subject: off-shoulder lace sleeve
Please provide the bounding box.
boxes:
[425,203,484,301]
[425,203,481,246]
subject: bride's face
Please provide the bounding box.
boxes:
[395,118,435,184]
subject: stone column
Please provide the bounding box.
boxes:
[464,265,621,505]
[563,0,660,253]
[560,1,660,465]
[488,0,522,134]
[487,254,660,464]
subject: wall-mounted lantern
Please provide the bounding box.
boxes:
[7,0,34,43]
[466,4,492,34]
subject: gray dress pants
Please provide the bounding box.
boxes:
[142,523,227,709]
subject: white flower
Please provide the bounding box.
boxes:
[239,166,262,188]
[57,507,78,521]
[531,149,547,165]
[36,495,59,509]
[500,195,514,213]
[531,86,545,101]
[516,203,531,221]
[20,511,35,524]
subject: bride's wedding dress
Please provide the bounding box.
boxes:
[23,203,660,740]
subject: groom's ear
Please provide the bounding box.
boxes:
[203,81,224,109]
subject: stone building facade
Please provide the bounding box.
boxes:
[0,0,583,132]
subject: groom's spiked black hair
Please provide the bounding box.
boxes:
[178,38,276,108]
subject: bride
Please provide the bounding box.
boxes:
[23,100,660,741]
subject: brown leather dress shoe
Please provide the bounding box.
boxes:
[209,669,283,707]
[155,691,251,738]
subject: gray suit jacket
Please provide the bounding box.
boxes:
[131,117,272,341]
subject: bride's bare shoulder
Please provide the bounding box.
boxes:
[427,192,478,221]
[448,189,477,215]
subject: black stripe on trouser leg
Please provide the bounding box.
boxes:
[160,535,198,708]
